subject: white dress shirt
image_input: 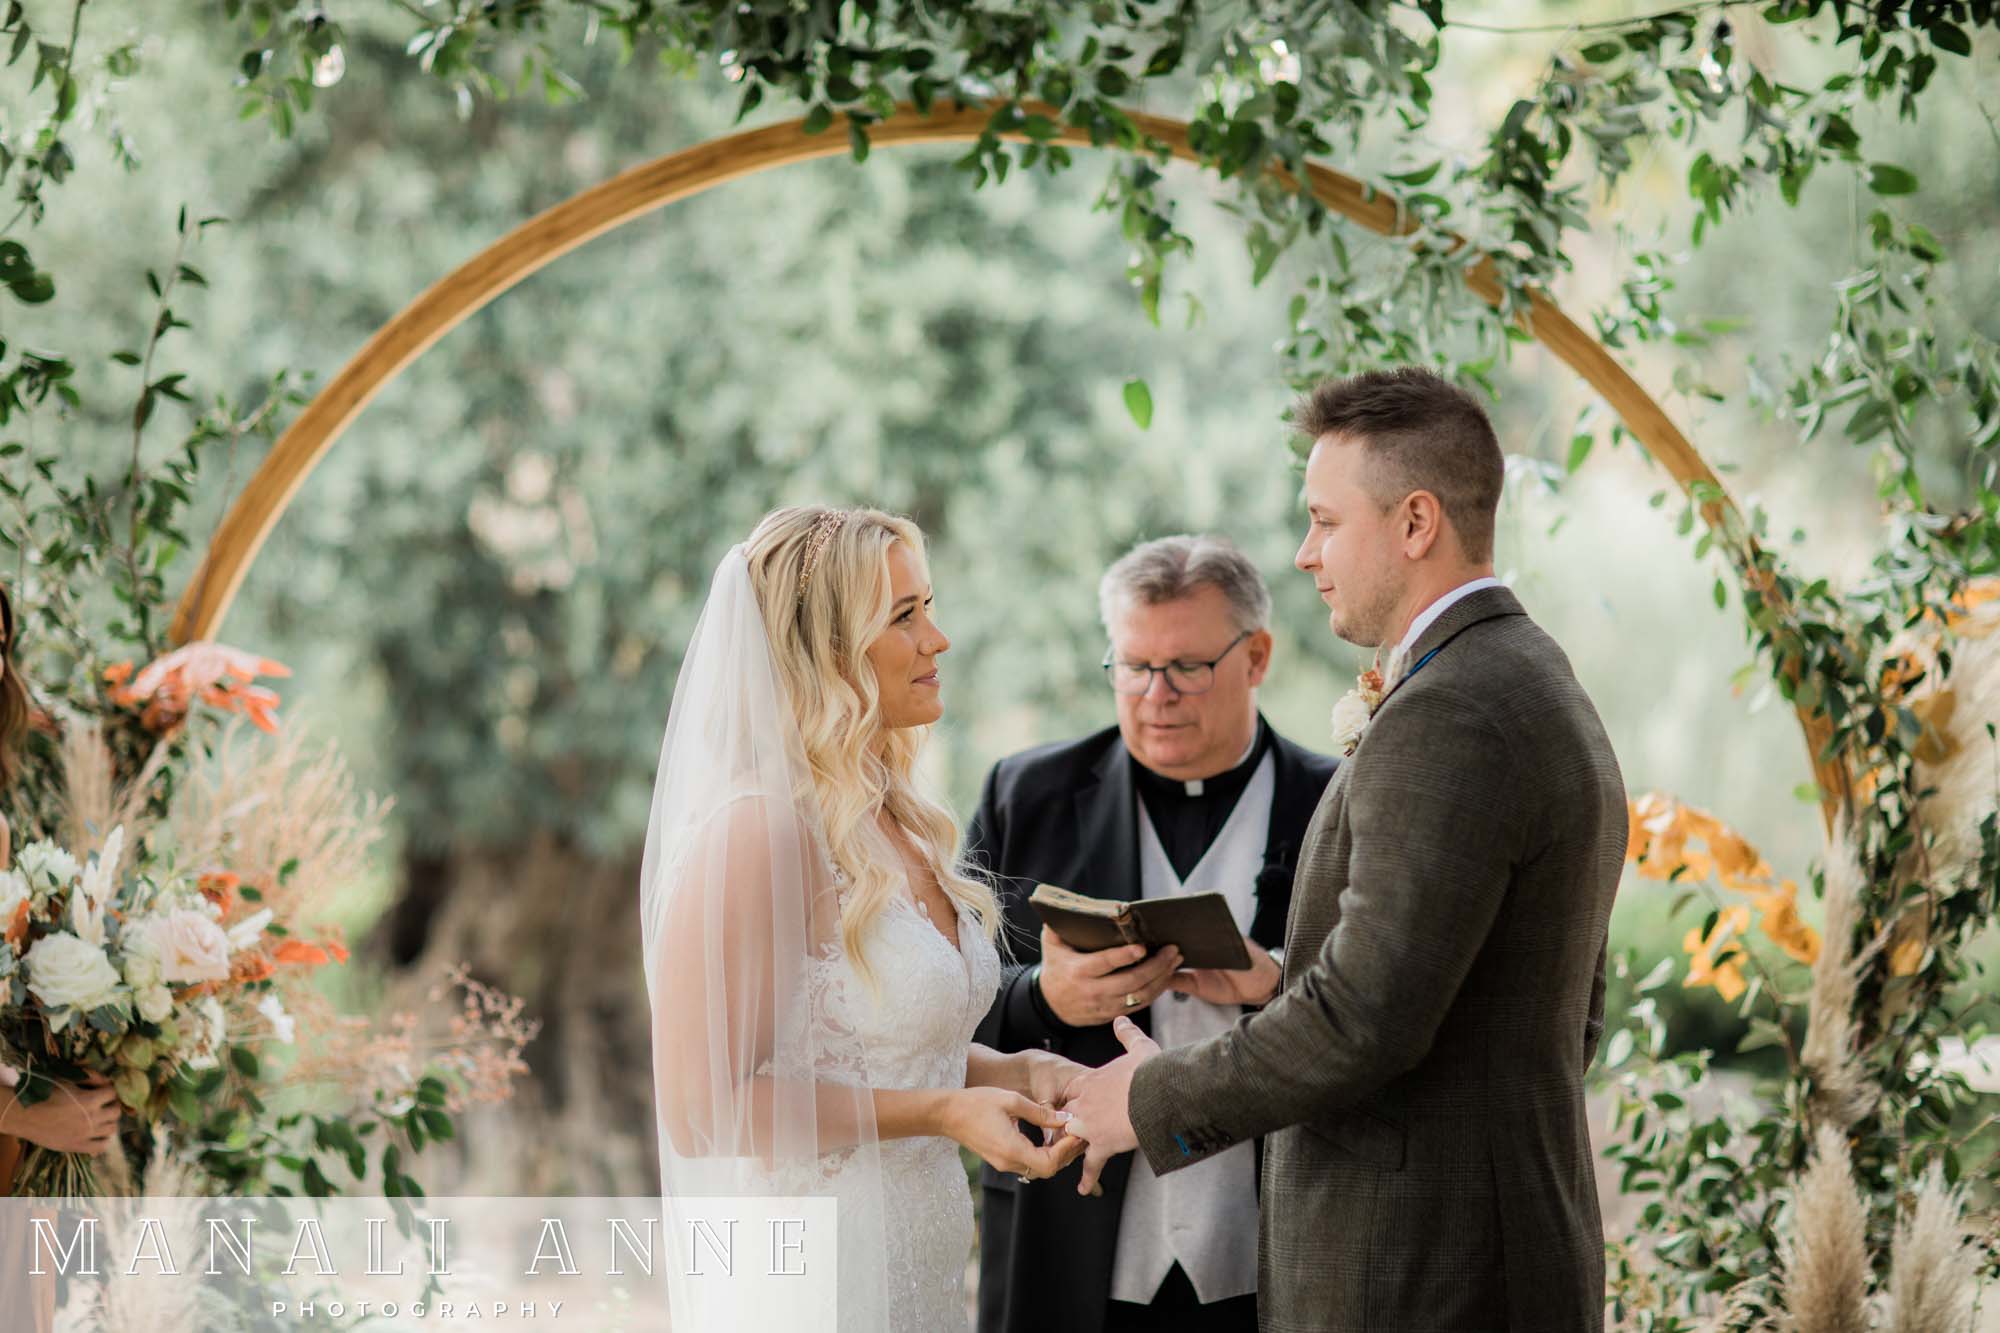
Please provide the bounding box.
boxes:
[1391,576,1504,670]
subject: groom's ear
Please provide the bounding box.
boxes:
[1245,630,1275,688]
[1398,489,1446,562]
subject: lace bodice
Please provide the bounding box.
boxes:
[802,864,1001,1332]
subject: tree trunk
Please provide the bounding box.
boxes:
[373,834,656,1195]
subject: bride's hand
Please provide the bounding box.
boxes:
[938,1087,1086,1179]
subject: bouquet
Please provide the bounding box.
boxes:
[0,822,336,1201]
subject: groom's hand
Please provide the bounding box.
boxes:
[1039,927,1182,1027]
[1060,1016,1159,1196]
[1165,937,1282,1008]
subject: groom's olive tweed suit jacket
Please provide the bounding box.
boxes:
[1129,586,1627,1333]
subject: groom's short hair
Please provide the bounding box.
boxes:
[1291,368,1504,563]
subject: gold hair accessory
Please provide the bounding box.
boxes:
[796,511,848,608]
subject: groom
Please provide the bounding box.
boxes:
[1062,368,1627,1332]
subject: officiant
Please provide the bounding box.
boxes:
[968,535,1337,1333]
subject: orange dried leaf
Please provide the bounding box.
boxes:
[273,939,331,968]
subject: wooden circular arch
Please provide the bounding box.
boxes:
[167,101,1842,806]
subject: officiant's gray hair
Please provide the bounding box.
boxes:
[1098,534,1272,636]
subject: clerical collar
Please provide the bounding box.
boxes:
[1132,719,1270,801]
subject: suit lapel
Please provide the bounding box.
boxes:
[1074,739,1142,904]
[1377,585,1527,711]
[1253,727,1324,945]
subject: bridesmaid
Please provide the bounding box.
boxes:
[0,585,119,1333]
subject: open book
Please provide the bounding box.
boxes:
[1028,883,1253,971]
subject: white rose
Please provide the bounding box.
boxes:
[16,841,79,896]
[225,909,273,953]
[0,869,29,921]
[1330,689,1373,756]
[184,996,227,1069]
[136,985,174,1025]
[25,932,124,1013]
[139,910,232,985]
[258,993,296,1044]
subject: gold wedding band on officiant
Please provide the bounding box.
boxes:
[1123,993,1138,1009]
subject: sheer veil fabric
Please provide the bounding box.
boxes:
[639,546,890,1328]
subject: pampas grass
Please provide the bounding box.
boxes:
[1883,1166,1977,1333]
[1899,598,2000,888]
[1781,1123,1871,1333]
[1801,822,1880,1133]
[53,1129,205,1333]
[156,718,391,932]
[53,719,171,867]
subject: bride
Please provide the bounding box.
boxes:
[640,506,1087,1330]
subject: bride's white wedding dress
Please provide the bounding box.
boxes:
[804,862,1001,1332]
[641,544,1003,1332]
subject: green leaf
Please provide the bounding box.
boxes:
[801,104,832,135]
[847,120,870,163]
[1122,378,1153,430]
[1737,1018,1788,1053]
[1931,23,1971,56]
[1866,163,1919,196]
[1566,432,1592,474]
[1603,1028,1634,1069]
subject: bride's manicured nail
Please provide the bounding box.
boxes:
[1057,1111,1073,1122]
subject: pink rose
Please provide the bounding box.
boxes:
[139,909,231,985]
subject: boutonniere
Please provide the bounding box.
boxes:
[1329,666,1385,758]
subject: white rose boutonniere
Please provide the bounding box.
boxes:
[1330,666,1387,758]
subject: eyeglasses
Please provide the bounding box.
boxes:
[1102,630,1251,696]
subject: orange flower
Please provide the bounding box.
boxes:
[4,900,29,952]
[1683,905,1752,1003]
[1629,793,1825,971]
[273,939,328,967]
[198,872,241,914]
[1753,882,1821,966]
[272,937,350,969]
[1941,577,2000,632]
[108,641,290,735]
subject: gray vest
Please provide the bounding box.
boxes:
[1108,751,1273,1305]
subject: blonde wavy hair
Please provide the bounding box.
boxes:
[743,505,998,993]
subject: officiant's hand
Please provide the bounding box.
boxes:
[1038,927,1182,1027]
[1165,937,1282,1007]
[939,1087,1087,1180]
[1060,1016,1159,1196]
